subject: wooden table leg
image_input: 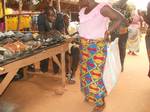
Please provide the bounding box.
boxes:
[61,52,66,87]
[52,56,61,70]
[48,57,53,73]
[0,69,18,95]
[34,62,40,71]
[23,66,28,79]
[54,52,66,95]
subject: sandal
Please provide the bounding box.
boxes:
[67,79,76,84]
[91,105,105,112]
[92,100,105,112]
[66,73,76,84]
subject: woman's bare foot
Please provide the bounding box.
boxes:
[128,51,132,55]
[131,52,137,56]
[92,104,105,112]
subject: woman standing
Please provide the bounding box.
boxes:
[142,2,150,77]
[127,9,142,55]
[78,0,126,112]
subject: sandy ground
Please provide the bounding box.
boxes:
[0,37,150,112]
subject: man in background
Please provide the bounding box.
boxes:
[38,6,80,84]
[110,0,131,72]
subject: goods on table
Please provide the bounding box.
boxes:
[0,30,67,64]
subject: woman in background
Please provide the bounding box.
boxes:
[110,0,131,72]
[127,9,142,55]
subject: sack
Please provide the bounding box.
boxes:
[103,38,121,95]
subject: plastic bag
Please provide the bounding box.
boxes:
[103,38,121,95]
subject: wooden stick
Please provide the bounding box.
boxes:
[3,0,6,31]
[17,0,23,31]
[57,0,61,12]
[5,12,40,16]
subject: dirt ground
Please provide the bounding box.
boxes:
[0,37,150,112]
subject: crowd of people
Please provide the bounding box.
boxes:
[8,0,150,112]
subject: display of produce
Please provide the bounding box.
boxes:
[0,47,13,58]
[4,41,27,53]
[0,30,67,64]
[25,40,42,51]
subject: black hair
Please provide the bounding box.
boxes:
[44,6,57,15]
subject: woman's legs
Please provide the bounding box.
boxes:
[118,33,128,72]
[145,34,150,77]
[93,98,105,111]
[80,38,107,112]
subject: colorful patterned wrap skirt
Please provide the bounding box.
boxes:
[80,37,107,106]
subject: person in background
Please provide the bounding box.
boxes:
[110,0,131,72]
[127,9,142,55]
[141,2,150,77]
[38,6,65,73]
[63,14,80,84]
[78,0,126,111]
[38,6,80,84]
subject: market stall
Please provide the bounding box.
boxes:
[0,39,73,95]
[0,0,40,31]
[0,30,74,95]
[0,0,79,95]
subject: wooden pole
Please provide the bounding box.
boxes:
[17,0,23,31]
[50,0,53,6]
[57,0,61,12]
[46,0,53,6]
[3,0,6,31]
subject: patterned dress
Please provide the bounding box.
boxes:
[80,38,107,106]
[78,2,111,106]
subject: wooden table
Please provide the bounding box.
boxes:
[0,39,72,95]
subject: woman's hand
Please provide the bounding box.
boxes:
[104,30,110,42]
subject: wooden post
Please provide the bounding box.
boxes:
[17,0,23,31]
[61,52,66,87]
[50,0,53,6]
[29,0,33,11]
[3,0,6,31]
[57,0,61,12]
[46,0,53,6]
